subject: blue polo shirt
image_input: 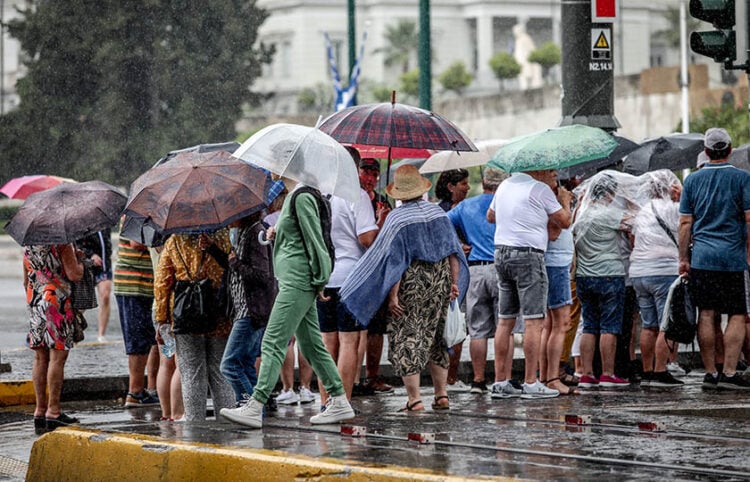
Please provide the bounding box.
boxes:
[447,193,495,262]
[679,162,750,272]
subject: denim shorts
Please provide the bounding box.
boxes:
[316,287,365,333]
[576,276,625,335]
[546,265,572,309]
[95,269,113,284]
[116,295,156,355]
[495,246,548,319]
[632,275,677,329]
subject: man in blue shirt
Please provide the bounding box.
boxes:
[448,167,510,394]
[678,127,750,390]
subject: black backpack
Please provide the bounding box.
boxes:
[289,186,335,270]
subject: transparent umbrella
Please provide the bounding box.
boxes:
[419,139,507,174]
[232,123,360,203]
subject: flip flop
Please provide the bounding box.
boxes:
[432,395,450,410]
[399,399,424,412]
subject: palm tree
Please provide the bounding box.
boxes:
[375,19,419,74]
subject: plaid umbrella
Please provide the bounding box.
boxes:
[6,181,126,246]
[124,150,272,238]
[318,93,477,185]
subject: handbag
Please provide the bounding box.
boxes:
[72,311,88,343]
[172,248,217,335]
[660,276,696,347]
[443,300,467,347]
[71,260,98,311]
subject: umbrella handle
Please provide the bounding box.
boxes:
[258,230,271,246]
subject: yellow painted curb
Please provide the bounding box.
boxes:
[27,428,498,481]
[0,380,35,407]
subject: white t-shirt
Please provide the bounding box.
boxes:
[490,173,562,251]
[629,199,679,278]
[327,189,378,287]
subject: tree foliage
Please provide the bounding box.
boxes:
[684,103,750,146]
[399,69,420,99]
[488,52,521,91]
[528,42,561,69]
[375,19,419,74]
[438,61,473,96]
[0,0,271,187]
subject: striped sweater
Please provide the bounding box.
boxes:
[113,234,154,298]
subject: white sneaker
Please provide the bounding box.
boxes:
[299,386,315,404]
[520,380,560,399]
[666,362,687,377]
[220,397,263,428]
[490,380,522,399]
[446,380,470,392]
[97,336,107,343]
[276,389,300,405]
[309,394,355,425]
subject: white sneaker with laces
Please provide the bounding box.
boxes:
[490,380,522,399]
[446,380,470,392]
[276,389,300,405]
[220,397,263,428]
[520,380,560,399]
[666,362,686,377]
[309,395,355,425]
[299,386,315,404]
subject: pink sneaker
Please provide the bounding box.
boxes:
[578,375,599,389]
[599,374,629,388]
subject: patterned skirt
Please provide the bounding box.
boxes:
[387,258,451,377]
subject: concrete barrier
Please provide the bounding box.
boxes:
[27,428,489,481]
[0,380,34,407]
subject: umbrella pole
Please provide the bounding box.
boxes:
[385,145,393,193]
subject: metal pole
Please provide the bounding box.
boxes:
[1,0,5,116]
[418,0,431,110]
[348,0,357,106]
[679,0,689,134]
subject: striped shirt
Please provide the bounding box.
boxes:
[113,234,154,298]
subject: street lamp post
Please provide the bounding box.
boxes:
[348,0,356,106]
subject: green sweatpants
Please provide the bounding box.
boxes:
[252,285,344,404]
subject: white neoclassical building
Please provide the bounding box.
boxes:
[254,0,685,115]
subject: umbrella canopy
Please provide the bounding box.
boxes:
[6,181,126,246]
[487,125,619,173]
[346,144,433,160]
[0,175,76,200]
[233,123,361,203]
[729,143,750,171]
[377,158,429,191]
[557,134,640,180]
[419,139,507,174]
[124,150,272,237]
[622,133,704,175]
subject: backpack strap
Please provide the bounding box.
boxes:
[174,243,204,281]
[289,187,321,264]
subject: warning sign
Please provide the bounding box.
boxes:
[591,28,611,60]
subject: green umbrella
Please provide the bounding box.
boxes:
[487,125,619,173]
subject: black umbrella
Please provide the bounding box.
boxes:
[558,134,639,180]
[729,143,750,171]
[622,133,704,175]
[5,181,126,246]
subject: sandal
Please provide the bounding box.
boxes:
[432,395,450,410]
[546,378,580,396]
[399,399,424,412]
[559,372,580,387]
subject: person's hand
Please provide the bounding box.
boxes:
[376,202,391,225]
[670,184,682,202]
[75,248,85,259]
[557,186,572,206]
[678,260,690,276]
[265,226,276,242]
[449,282,459,301]
[317,290,331,302]
[198,234,212,250]
[228,252,236,262]
[462,244,472,256]
[388,294,404,319]
[91,254,103,267]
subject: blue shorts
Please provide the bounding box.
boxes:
[316,288,365,333]
[116,295,156,355]
[546,265,572,309]
[95,269,113,284]
[632,275,676,329]
[576,276,625,335]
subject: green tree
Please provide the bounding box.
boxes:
[399,69,420,99]
[297,83,334,113]
[683,104,750,146]
[375,19,419,74]
[528,42,561,82]
[488,52,521,91]
[0,1,271,186]
[438,61,473,96]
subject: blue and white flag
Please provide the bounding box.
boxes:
[324,31,367,112]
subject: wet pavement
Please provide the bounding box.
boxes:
[2,235,750,480]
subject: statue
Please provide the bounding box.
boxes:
[512,22,543,90]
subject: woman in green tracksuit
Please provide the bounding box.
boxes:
[220,178,355,428]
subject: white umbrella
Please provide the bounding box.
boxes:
[232,123,360,203]
[419,139,508,174]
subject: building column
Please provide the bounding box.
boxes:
[476,14,494,88]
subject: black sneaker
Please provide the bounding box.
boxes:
[640,371,653,388]
[718,373,750,390]
[702,373,719,390]
[470,381,487,394]
[650,371,684,387]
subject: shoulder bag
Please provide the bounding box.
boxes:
[71,259,98,311]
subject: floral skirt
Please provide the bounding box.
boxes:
[387,258,451,377]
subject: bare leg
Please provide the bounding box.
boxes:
[96,279,112,338]
[337,331,362,400]
[470,338,488,382]
[32,349,50,418]
[505,335,514,379]
[157,354,176,418]
[365,333,384,380]
[430,362,448,406]
[722,314,747,375]
[447,342,462,385]
[298,345,313,390]
[654,332,671,372]
[697,309,718,374]
[539,315,551,382]
[146,345,159,391]
[600,333,618,376]
[493,318,515,382]
[715,313,725,367]
[640,327,658,372]
[523,318,544,384]
[546,305,571,391]
[402,373,423,410]
[45,349,69,418]
[171,361,184,419]
[127,354,148,394]
[581,333,596,377]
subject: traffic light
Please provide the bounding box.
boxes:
[690,0,737,63]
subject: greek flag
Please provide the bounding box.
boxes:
[324,31,367,112]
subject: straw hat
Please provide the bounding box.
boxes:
[386,164,432,200]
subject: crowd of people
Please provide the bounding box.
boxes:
[22,126,750,435]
